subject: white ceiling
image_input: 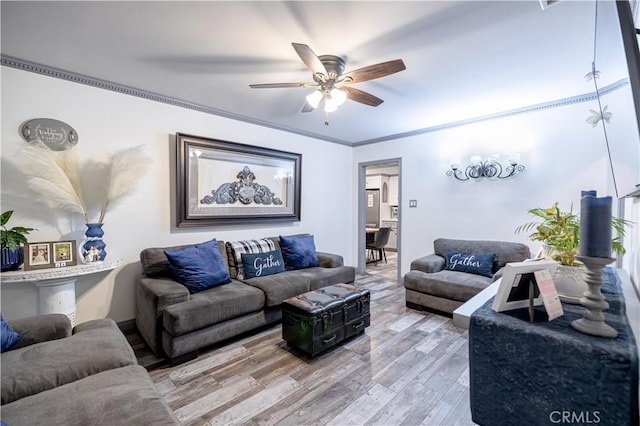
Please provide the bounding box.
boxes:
[0,1,605,145]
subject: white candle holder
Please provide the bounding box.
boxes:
[571,255,617,338]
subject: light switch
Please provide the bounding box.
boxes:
[409,200,417,208]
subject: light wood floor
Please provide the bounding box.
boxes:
[144,254,475,426]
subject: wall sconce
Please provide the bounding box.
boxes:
[446,154,525,181]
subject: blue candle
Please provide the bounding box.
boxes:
[579,190,612,258]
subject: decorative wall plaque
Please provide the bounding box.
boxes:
[20,118,78,151]
[201,166,283,206]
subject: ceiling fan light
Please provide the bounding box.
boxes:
[324,98,338,112]
[330,88,347,106]
[306,90,323,109]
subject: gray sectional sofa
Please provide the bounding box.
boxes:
[1,314,178,425]
[404,238,531,315]
[136,235,355,364]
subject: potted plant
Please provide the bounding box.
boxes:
[515,202,631,301]
[1,210,35,271]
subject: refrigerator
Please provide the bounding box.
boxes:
[365,189,380,228]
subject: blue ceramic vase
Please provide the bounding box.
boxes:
[80,223,106,263]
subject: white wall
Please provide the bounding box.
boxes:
[1,68,354,322]
[353,101,627,276]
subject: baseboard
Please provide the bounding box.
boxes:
[117,318,138,335]
[405,301,453,318]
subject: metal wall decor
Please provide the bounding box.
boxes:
[447,155,525,181]
[20,118,78,151]
[201,166,284,206]
[176,133,301,227]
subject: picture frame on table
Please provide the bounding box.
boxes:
[175,133,301,227]
[492,259,558,312]
[24,240,77,270]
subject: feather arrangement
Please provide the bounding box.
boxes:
[98,145,150,223]
[18,143,89,222]
[17,143,150,224]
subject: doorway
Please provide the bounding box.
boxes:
[358,159,401,282]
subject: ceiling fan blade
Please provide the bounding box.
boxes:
[342,59,406,84]
[345,87,384,107]
[249,82,313,89]
[301,102,315,113]
[292,43,327,76]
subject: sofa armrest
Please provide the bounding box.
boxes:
[316,251,344,268]
[7,314,72,350]
[492,266,506,282]
[410,254,445,273]
[135,276,190,356]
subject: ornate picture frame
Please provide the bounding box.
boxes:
[24,240,77,270]
[176,133,301,227]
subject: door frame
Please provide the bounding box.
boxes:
[357,158,402,282]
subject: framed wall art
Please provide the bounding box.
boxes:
[24,240,77,270]
[176,133,301,227]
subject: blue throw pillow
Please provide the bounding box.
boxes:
[164,239,231,293]
[279,235,320,270]
[445,250,496,278]
[241,249,286,279]
[1,314,21,352]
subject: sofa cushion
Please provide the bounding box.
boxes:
[164,238,231,293]
[445,250,496,278]
[226,239,276,279]
[0,365,179,426]
[141,240,228,280]
[1,318,137,404]
[404,269,492,303]
[243,271,311,307]
[279,234,319,270]
[241,249,286,279]
[1,314,20,352]
[163,281,265,336]
[297,266,357,290]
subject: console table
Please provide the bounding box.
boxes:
[468,267,639,426]
[0,258,122,325]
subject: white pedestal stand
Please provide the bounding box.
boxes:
[1,258,123,326]
[35,278,78,325]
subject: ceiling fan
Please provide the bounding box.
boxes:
[249,43,406,124]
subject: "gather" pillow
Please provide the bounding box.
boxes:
[226,239,276,280]
[164,239,231,293]
[241,249,286,279]
[445,250,496,278]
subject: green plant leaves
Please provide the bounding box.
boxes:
[0,210,13,227]
[514,201,631,266]
[1,210,35,250]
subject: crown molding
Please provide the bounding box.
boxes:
[352,78,629,146]
[0,54,351,146]
[1,54,629,148]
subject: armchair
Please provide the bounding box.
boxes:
[404,238,531,316]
